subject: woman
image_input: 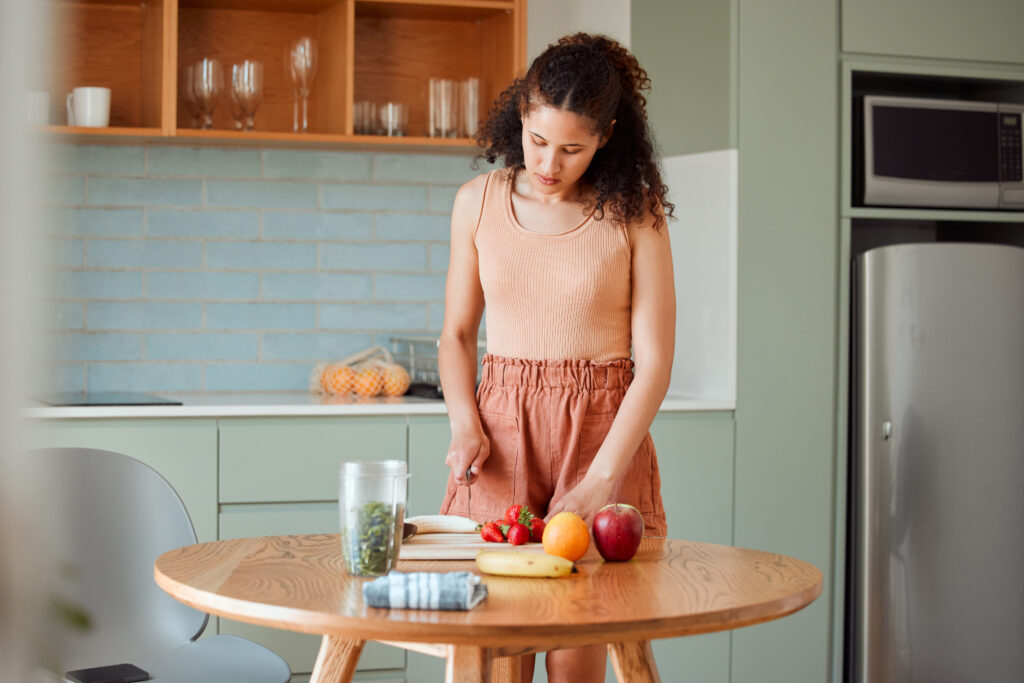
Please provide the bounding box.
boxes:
[438,33,676,682]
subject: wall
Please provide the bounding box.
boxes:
[527,0,630,60]
[42,145,480,393]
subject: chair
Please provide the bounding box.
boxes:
[37,447,291,683]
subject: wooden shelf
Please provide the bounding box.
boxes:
[45,0,525,150]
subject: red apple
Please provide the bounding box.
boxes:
[591,503,644,561]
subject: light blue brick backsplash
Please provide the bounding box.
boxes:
[147,272,259,300]
[147,209,259,238]
[207,180,318,209]
[45,144,464,392]
[375,213,450,242]
[320,303,427,331]
[147,147,261,178]
[207,241,316,270]
[54,333,143,361]
[205,302,317,330]
[261,333,374,361]
[320,243,426,272]
[322,183,429,211]
[87,363,204,393]
[88,177,203,206]
[87,239,203,269]
[262,273,372,301]
[88,302,203,330]
[264,150,373,181]
[263,211,372,241]
[146,333,259,361]
[57,208,143,237]
[205,363,313,392]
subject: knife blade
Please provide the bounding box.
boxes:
[465,466,473,521]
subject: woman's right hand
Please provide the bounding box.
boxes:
[445,426,490,486]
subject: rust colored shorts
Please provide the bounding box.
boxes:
[440,354,668,536]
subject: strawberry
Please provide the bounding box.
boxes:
[480,522,504,543]
[504,504,523,525]
[507,522,530,546]
[529,517,545,542]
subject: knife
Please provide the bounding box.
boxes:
[465,466,473,521]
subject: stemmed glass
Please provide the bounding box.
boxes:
[285,37,318,132]
[181,65,200,128]
[230,60,263,131]
[192,58,223,130]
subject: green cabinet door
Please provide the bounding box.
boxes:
[407,415,452,517]
[843,0,1024,64]
[218,417,407,503]
[27,418,218,543]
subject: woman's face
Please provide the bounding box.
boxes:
[520,104,608,198]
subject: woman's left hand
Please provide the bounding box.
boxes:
[545,474,614,528]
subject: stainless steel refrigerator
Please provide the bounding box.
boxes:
[850,242,1024,683]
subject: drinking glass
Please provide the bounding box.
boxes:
[379,102,407,137]
[231,60,263,131]
[338,460,409,577]
[181,65,200,128]
[429,78,458,138]
[285,37,318,133]
[459,78,480,138]
[354,101,377,135]
[192,58,223,130]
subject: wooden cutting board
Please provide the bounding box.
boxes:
[398,533,547,560]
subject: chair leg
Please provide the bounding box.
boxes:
[310,635,365,683]
[607,641,661,683]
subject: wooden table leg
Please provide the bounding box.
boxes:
[491,655,521,683]
[608,641,661,683]
[309,635,365,683]
[445,645,494,683]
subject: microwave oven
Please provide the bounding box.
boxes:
[859,95,1024,210]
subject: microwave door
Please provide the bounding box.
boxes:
[863,96,1001,209]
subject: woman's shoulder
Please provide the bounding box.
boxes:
[453,168,510,210]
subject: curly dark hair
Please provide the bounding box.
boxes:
[477,33,674,230]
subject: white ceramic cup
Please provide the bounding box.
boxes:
[66,87,111,127]
[26,90,51,126]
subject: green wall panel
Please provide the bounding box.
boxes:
[734,1,838,682]
[631,0,736,156]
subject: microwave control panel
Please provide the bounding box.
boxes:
[999,112,1022,182]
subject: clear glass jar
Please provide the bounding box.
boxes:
[338,459,409,577]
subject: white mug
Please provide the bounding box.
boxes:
[66,87,111,127]
[26,90,51,126]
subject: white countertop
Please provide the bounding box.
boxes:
[25,391,735,419]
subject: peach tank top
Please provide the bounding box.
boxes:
[474,169,632,362]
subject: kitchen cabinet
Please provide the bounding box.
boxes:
[842,0,1024,65]
[48,0,526,150]
[27,418,218,543]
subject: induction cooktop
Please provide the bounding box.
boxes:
[36,391,183,406]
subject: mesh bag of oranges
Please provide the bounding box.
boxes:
[310,346,411,398]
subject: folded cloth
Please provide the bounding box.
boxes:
[362,571,487,611]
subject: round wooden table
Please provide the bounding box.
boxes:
[155,535,821,683]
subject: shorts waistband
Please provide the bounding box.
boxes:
[480,354,633,390]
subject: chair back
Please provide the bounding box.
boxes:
[38,448,207,671]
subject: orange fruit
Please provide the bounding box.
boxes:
[353,365,386,397]
[381,363,410,397]
[321,364,356,395]
[542,511,590,561]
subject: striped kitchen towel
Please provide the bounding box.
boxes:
[362,571,487,610]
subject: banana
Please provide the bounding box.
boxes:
[404,514,479,534]
[475,550,575,578]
